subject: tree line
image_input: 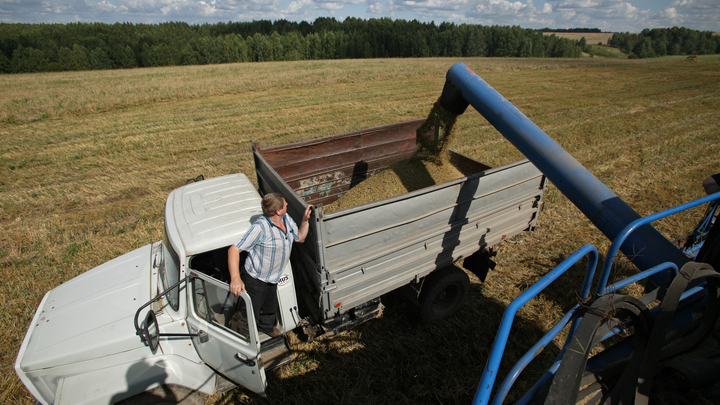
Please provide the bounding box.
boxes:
[609,27,720,58]
[1,18,586,73]
[3,18,716,73]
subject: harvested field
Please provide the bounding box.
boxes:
[1,57,719,405]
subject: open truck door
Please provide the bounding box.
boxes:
[186,271,267,396]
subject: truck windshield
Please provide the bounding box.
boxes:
[161,226,181,311]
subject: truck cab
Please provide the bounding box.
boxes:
[15,173,298,404]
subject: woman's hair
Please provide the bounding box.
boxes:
[262,193,286,216]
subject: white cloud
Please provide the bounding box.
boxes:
[317,2,344,10]
[658,7,677,19]
[0,0,718,32]
[392,0,469,17]
[650,0,719,31]
[466,0,544,25]
[367,0,390,13]
[286,0,312,13]
[539,0,653,31]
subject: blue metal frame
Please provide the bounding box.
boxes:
[472,192,720,405]
[472,245,598,405]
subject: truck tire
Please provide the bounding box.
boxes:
[418,265,470,323]
[114,385,206,405]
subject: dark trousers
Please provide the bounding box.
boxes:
[241,271,279,334]
[697,209,720,271]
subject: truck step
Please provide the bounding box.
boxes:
[260,334,295,371]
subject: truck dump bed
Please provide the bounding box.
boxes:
[253,119,546,323]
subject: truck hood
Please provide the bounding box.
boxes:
[17,243,153,372]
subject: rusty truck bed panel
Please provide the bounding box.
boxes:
[257,120,421,207]
[253,119,546,321]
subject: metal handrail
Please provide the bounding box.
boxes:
[472,244,598,405]
[474,192,720,404]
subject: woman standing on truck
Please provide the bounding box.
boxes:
[228,193,313,337]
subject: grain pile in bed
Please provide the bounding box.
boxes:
[323,100,463,214]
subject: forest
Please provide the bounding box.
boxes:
[609,27,720,59]
[0,18,584,73]
[1,18,718,74]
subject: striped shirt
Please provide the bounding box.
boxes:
[234,214,299,284]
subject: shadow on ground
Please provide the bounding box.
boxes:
[211,264,572,405]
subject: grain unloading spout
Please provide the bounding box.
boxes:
[440,62,688,280]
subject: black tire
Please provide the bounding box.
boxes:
[114,385,206,405]
[418,265,470,323]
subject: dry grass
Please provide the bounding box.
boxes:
[1,57,719,404]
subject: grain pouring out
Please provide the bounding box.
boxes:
[323,99,462,214]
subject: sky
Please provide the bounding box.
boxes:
[1,0,718,33]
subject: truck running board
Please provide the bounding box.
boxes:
[261,334,296,371]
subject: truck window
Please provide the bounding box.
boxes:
[191,277,250,341]
[161,229,181,311]
[188,248,232,283]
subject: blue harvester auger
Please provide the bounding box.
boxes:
[439,62,689,281]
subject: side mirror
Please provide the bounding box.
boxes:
[143,310,160,353]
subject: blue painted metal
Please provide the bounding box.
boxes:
[596,191,720,297]
[603,261,679,296]
[495,309,576,405]
[444,62,689,281]
[472,193,718,404]
[472,244,598,405]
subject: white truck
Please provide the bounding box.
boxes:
[15,119,546,404]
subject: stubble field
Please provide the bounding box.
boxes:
[1,56,719,404]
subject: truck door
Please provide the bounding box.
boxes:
[186,271,267,396]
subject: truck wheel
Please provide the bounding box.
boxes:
[418,265,470,323]
[114,385,206,405]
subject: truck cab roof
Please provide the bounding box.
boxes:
[169,173,264,256]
